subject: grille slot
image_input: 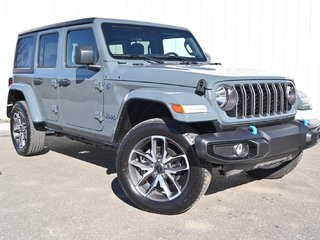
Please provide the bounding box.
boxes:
[228,83,292,118]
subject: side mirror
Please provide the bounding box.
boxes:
[75,45,94,65]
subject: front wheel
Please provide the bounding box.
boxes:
[116,118,211,214]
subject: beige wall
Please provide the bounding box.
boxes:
[1,0,319,119]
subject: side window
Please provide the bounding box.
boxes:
[14,36,35,69]
[38,33,59,68]
[66,29,98,67]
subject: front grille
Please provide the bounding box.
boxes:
[226,83,292,118]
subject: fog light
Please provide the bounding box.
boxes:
[233,143,249,157]
[212,142,251,159]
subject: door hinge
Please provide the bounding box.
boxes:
[51,79,58,88]
[94,111,104,123]
[52,105,59,114]
[33,78,43,86]
[94,80,104,92]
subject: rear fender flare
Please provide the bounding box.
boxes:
[7,83,44,123]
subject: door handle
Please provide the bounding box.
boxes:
[58,79,71,87]
[33,78,43,85]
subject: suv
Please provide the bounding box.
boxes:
[7,18,320,214]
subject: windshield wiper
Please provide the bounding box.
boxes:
[162,56,199,65]
[208,62,222,65]
[122,54,164,64]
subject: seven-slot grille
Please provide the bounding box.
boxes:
[226,83,293,118]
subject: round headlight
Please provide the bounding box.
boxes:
[216,86,228,107]
[215,85,238,111]
[286,84,296,105]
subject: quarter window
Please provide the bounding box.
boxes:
[66,29,98,67]
[15,36,35,69]
[38,33,59,68]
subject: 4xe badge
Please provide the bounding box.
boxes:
[105,113,117,121]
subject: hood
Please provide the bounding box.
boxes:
[117,64,289,89]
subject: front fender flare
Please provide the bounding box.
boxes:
[123,88,218,122]
[8,83,44,123]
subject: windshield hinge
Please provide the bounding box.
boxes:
[195,79,207,96]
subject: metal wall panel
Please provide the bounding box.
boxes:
[0,0,318,119]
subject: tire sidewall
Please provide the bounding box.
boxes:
[116,119,204,214]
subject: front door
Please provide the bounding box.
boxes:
[58,27,104,131]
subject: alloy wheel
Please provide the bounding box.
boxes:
[128,135,190,202]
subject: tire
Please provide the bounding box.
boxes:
[10,101,46,156]
[246,152,303,179]
[116,118,211,214]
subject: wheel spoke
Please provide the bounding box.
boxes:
[131,149,155,163]
[18,133,24,148]
[158,175,174,200]
[161,137,168,163]
[136,169,155,187]
[151,136,168,162]
[150,136,158,160]
[163,154,188,164]
[145,175,161,196]
[13,128,20,133]
[13,129,20,139]
[165,165,189,174]
[13,114,21,128]
[15,134,21,147]
[129,159,153,172]
[165,172,181,194]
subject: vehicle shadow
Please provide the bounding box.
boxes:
[45,135,137,208]
[45,135,117,174]
[205,171,256,195]
[45,136,257,205]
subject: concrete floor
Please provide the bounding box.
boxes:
[0,129,319,240]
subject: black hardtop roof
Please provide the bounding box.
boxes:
[19,18,96,36]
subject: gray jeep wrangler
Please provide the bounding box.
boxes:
[7,18,320,214]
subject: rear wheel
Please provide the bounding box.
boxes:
[246,152,303,179]
[116,118,211,214]
[10,101,46,156]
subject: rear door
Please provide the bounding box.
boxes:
[33,31,60,122]
[58,26,104,131]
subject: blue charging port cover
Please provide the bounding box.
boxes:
[249,126,258,135]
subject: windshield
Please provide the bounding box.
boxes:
[101,23,207,62]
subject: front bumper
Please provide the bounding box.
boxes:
[195,119,320,165]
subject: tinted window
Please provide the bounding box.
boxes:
[66,29,98,67]
[38,33,59,68]
[15,36,35,69]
